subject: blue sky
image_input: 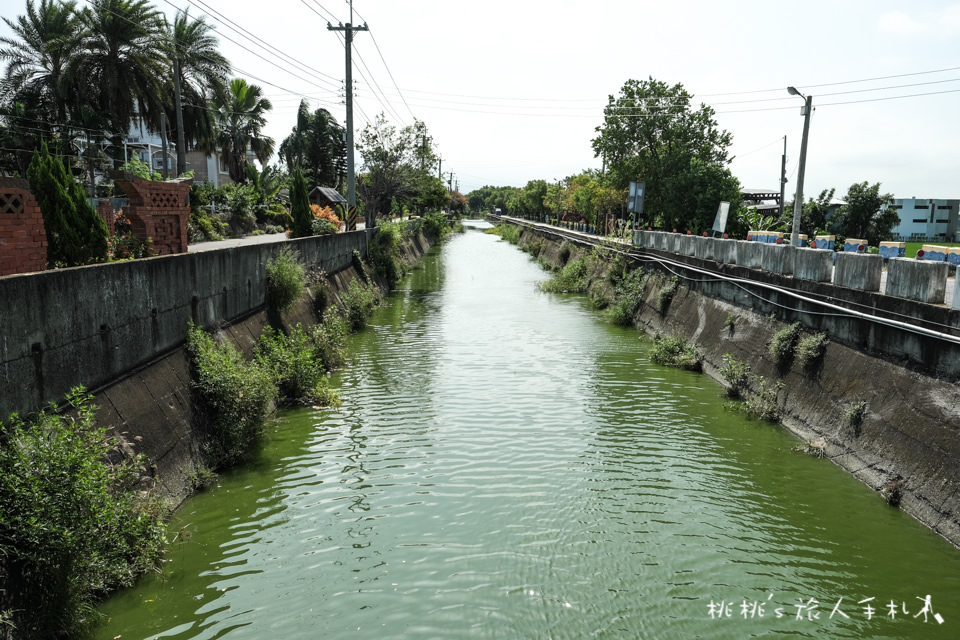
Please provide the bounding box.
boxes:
[2,0,959,200]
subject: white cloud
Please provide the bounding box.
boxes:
[878,4,960,36]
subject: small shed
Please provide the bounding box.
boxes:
[309,186,347,211]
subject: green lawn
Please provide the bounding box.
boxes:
[905,241,960,258]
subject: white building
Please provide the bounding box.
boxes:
[887,198,960,241]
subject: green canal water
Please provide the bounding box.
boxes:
[95,222,960,639]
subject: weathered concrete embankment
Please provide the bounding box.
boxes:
[0,230,431,503]
[508,221,960,548]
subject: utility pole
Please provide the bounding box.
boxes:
[173,56,186,177]
[779,135,787,220]
[788,87,813,247]
[328,1,368,229]
[438,155,442,181]
[448,171,453,192]
[160,112,169,180]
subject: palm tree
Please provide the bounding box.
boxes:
[212,78,275,183]
[278,99,346,191]
[0,0,84,143]
[78,0,167,162]
[165,9,230,175]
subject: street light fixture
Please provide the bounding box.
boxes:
[787,86,813,247]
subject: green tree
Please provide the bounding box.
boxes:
[592,77,736,230]
[289,167,312,238]
[27,140,108,266]
[278,99,346,192]
[78,0,167,160]
[797,187,836,237]
[212,78,275,183]
[164,9,230,174]
[834,181,896,246]
[356,113,417,227]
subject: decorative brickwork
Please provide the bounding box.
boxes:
[113,175,192,255]
[0,177,48,276]
[97,198,117,236]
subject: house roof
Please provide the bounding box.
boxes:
[310,186,347,204]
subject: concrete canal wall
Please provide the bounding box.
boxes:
[508,220,960,549]
[0,231,431,501]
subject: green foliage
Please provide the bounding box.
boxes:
[724,313,736,331]
[0,388,167,639]
[796,332,829,372]
[649,333,702,371]
[606,267,647,326]
[745,376,784,422]
[539,257,589,293]
[591,77,738,232]
[369,221,406,286]
[844,400,867,433]
[486,222,521,244]
[718,353,750,398]
[656,275,679,313]
[769,321,802,368]
[265,247,306,312]
[339,278,383,331]
[118,155,161,180]
[254,325,342,407]
[186,324,273,468]
[834,181,897,247]
[27,140,109,266]
[188,207,224,242]
[419,210,450,243]
[289,168,313,238]
[311,307,349,370]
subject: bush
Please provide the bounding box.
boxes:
[186,324,274,468]
[649,333,702,371]
[769,321,802,368]
[796,331,829,372]
[265,247,306,312]
[656,275,679,313]
[339,278,382,331]
[718,353,750,398]
[311,307,349,370]
[369,222,405,286]
[27,140,109,267]
[745,376,783,422]
[310,204,344,234]
[539,257,589,293]
[844,400,867,434]
[289,168,313,238]
[487,223,520,244]
[254,325,342,407]
[419,210,450,243]
[0,389,167,639]
[606,267,647,326]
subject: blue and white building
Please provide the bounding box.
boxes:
[887,198,960,241]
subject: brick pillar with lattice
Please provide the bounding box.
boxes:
[97,198,117,236]
[0,177,48,277]
[113,175,192,255]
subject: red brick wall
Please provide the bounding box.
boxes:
[113,176,192,255]
[97,199,117,236]
[0,177,48,276]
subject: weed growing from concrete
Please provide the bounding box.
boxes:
[369,222,407,286]
[539,258,589,293]
[745,375,783,422]
[718,353,750,398]
[724,313,736,332]
[769,321,802,369]
[486,223,520,244]
[606,267,648,326]
[656,275,679,313]
[186,323,274,468]
[265,247,306,312]
[796,331,829,373]
[339,278,383,331]
[844,400,867,435]
[649,333,702,371]
[255,325,342,408]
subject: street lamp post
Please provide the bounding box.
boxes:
[788,87,813,247]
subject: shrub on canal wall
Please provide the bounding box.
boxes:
[649,333,702,371]
[0,389,167,640]
[266,247,306,312]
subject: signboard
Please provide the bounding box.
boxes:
[627,181,645,214]
[712,201,730,234]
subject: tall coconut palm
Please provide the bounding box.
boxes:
[0,0,84,140]
[78,0,167,162]
[212,78,275,183]
[278,99,346,192]
[164,9,230,175]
